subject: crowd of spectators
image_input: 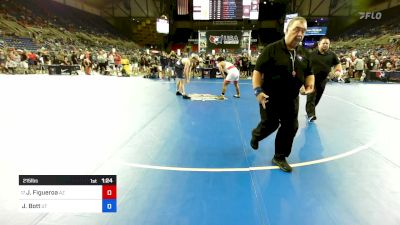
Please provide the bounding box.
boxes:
[328,5,400,81]
[330,35,400,81]
[0,0,399,81]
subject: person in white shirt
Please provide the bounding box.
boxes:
[216,56,240,98]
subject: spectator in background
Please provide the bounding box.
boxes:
[113,48,122,76]
[83,51,91,75]
[55,51,64,65]
[240,53,250,77]
[353,54,365,80]
[160,51,168,79]
[346,53,354,78]
[384,61,394,72]
[27,51,38,73]
[365,54,380,81]
[395,56,400,71]
[97,49,107,75]
[61,50,70,65]
[18,49,28,74]
[7,48,18,74]
[167,51,177,80]
[338,53,349,79]
[131,53,139,76]
[0,49,6,73]
[226,54,235,64]
[107,52,114,75]
[71,50,78,65]
[42,50,50,65]
[249,53,258,76]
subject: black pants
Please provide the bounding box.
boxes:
[252,96,299,158]
[98,62,107,74]
[306,78,328,117]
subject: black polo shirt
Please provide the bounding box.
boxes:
[255,38,313,99]
[310,49,339,79]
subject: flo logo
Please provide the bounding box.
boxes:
[359,12,382,19]
[209,35,223,45]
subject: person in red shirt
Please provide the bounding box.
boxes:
[113,49,122,76]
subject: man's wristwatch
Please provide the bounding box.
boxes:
[254,87,263,96]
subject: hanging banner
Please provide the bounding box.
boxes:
[206,31,242,51]
[305,27,328,36]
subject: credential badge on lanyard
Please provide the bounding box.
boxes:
[289,50,296,77]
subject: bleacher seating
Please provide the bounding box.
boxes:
[12,0,120,37]
[1,36,38,51]
[334,5,400,41]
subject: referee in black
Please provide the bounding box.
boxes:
[250,17,315,172]
[306,36,342,122]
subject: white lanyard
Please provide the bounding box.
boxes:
[289,50,296,77]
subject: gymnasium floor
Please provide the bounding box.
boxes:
[0,75,399,225]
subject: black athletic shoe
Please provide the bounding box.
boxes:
[307,115,317,122]
[176,91,182,96]
[233,94,240,98]
[182,95,191,99]
[272,157,292,172]
[250,137,258,150]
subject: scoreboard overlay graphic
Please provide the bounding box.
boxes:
[19,175,117,213]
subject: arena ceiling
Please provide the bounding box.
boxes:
[83,0,171,46]
[82,0,391,17]
[82,0,114,8]
[83,0,170,17]
[73,0,397,46]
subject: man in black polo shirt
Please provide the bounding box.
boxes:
[306,36,342,122]
[250,17,315,172]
